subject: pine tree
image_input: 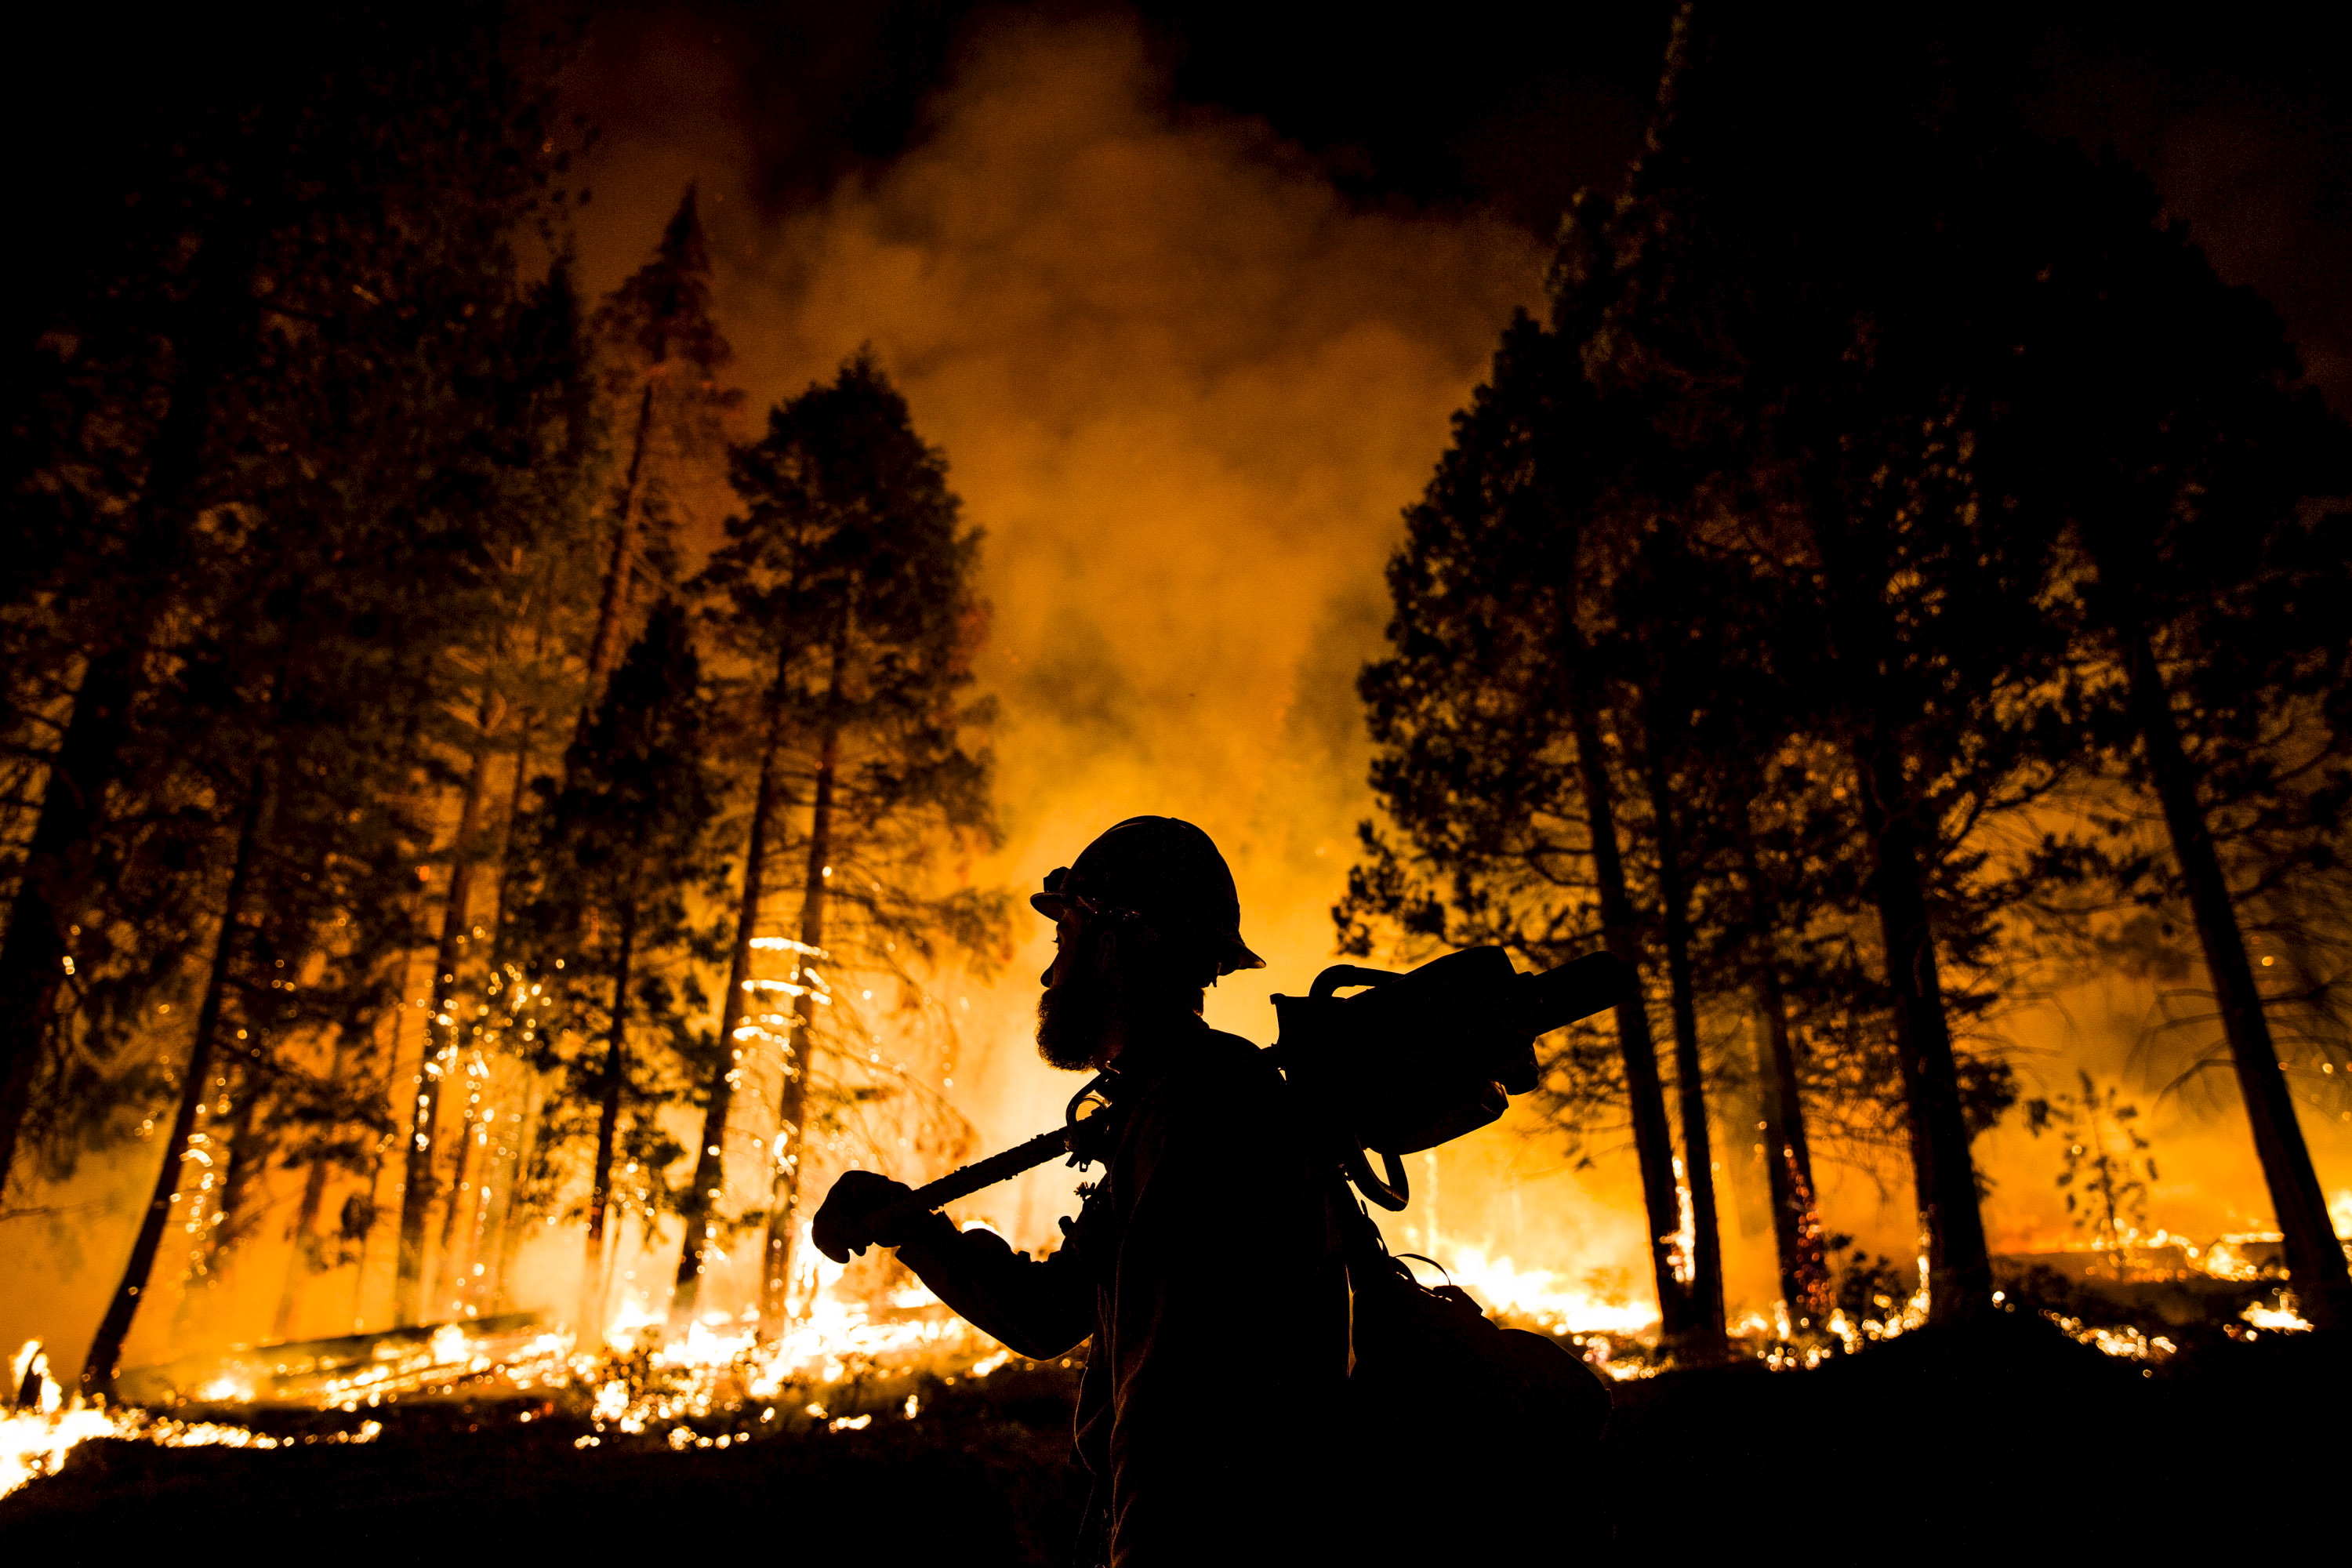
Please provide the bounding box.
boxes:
[1577,12,2071,1323]
[55,14,593,1382]
[2016,158,2352,1327]
[5,5,569,1225]
[579,187,742,720]
[694,356,1005,1338]
[1342,311,1708,1346]
[514,601,721,1334]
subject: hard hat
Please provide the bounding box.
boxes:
[1031,816,1266,976]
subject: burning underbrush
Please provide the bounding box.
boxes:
[4,1227,2325,1512]
[2,1237,1046,1502]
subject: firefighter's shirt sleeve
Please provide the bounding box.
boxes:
[893,1214,1094,1360]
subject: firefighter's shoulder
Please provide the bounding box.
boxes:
[1162,1026,1282,1105]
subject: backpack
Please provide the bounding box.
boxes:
[1274,949,1624,1558]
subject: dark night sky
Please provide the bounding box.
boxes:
[564,1,2352,407]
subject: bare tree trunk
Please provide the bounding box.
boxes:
[670,664,789,1332]
[581,902,637,1334]
[457,1098,506,1314]
[489,1079,541,1313]
[429,1058,485,1318]
[1852,733,1994,1324]
[759,648,845,1338]
[1565,688,1690,1339]
[2117,619,2352,1328]
[393,698,499,1326]
[81,765,266,1398]
[1642,735,1727,1361]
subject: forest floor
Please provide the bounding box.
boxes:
[3,1318,2343,1562]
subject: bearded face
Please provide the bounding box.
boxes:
[1036,923,1120,1070]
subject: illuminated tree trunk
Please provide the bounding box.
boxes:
[1851,732,1994,1324]
[1642,736,1727,1361]
[429,1061,486,1318]
[393,700,498,1326]
[670,667,789,1332]
[2115,619,2352,1328]
[488,1080,541,1313]
[81,765,265,1398]
[456,1098,506,1312]
[580,902,637,1334]
[1565,688,1691,1339]
[760,677,842,1338]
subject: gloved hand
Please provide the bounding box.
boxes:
[812,1170,923,1262]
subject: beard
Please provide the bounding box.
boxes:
[1036,957,1120,1071]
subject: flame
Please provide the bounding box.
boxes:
[3,1341,391,1504]
[2240,1294,2312,1332]
[16,1189,2328,1506]
[1439,1244,1658,1336]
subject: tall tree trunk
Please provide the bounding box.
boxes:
[461,694,541,1319]
[2117,619,2352,1328]
[455,1090,506,1315]
[582,902,637,1334]
[81,766,266,1397]
[579,380,659,731]
[393,699,499,1326]
[1734,828,1831,1327]
[670,664,789,1332]
[1641,735,1728,1360]
[1752,964,1830,1327]
[429,1055,486,1318]
[1851,733,1994,1324]
[489,1078,542,1313]
[1565,691,1690,1338]
[488,713,536,949]
[760,650,844,1338]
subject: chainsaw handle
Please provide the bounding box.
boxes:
[1343,1144,1411,1210]
[1309,964,1399,1000]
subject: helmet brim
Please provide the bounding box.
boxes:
[1032,891,1265,975]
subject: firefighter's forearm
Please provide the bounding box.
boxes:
[896,1222,1092,1359]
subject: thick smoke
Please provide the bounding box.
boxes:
[571,13,1611,1266]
